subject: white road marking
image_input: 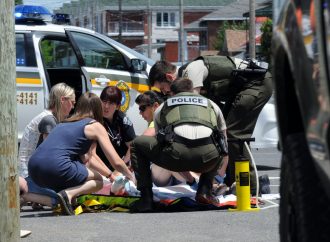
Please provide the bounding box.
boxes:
[260,199,279,210]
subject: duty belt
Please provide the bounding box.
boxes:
[173,134,214,147]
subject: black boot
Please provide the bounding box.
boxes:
[130,187,154,213]
[195,174,219,206]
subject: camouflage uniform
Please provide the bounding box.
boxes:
[180,55,273,190]
[131,92,226,196]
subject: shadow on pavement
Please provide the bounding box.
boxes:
[256,165,280,171]
[20,207,58,218]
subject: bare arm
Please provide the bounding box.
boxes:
[123,141,132,164]
[82,142,115,182]
[142,127,156,136]
[84,122,135,183]
[177,171,196,184]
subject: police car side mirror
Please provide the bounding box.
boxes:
[131,59,147,73]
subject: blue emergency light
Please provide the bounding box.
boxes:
[15,5,53,23]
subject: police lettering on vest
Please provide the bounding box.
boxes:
[167,96,208,107]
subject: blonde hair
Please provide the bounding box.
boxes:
[48,83,75,122]
[65,92,103,123]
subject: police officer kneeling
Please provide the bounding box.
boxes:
[130,78,228,212]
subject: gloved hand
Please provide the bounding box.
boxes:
[111,176,128,195]
[214,174,226,184]
[124,179,140,196]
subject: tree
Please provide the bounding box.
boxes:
[0,0,19,241]
[213,21,248,52]
[260,19,272,63]
[15,0,23,5]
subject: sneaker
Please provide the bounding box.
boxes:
[259,174,271,194]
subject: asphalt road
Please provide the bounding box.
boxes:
[20,147,281,242]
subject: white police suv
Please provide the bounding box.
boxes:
[14,5,277,148]
[15,5,152,140]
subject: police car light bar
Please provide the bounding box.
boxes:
[15,5,53,24]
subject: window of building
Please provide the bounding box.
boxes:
[156,12,176,27]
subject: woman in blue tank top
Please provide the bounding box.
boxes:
[28,92,135,215]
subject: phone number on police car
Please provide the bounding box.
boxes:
[17,92,38,105]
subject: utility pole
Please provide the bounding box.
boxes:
[179,0,184,64]
[147,0,152,58]
[0,0,19,241]
[118,0,123,43]
[249,0,256,59]
[95,0,100,33]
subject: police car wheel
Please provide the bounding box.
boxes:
[280,133,330,242]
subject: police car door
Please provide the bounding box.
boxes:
[16,31,45,141]
[38,33,89,102]
[65,29,149,134]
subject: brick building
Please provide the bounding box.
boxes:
[57,0,235,62]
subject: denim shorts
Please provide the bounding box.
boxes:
[25,176,58,207]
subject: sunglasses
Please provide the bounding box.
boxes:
[139,104,150,112]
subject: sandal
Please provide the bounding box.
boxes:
[32,202,44,211]
[57,190,75,215]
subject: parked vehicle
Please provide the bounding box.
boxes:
[272,0,330,241]
[14,5,277,149]
[15,5,152,140]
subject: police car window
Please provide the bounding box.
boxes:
[40,39,79,68]
[70,32,127,70]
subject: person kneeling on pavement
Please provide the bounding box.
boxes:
[130,78,228,212]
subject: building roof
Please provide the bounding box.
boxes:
[243,2,272,18]
[108,0,232,7]
[58,0,235,12]
[200,0,267,21]
[184,20,208,31]
[184,0,270,32]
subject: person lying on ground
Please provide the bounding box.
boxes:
[130,78,228,212]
